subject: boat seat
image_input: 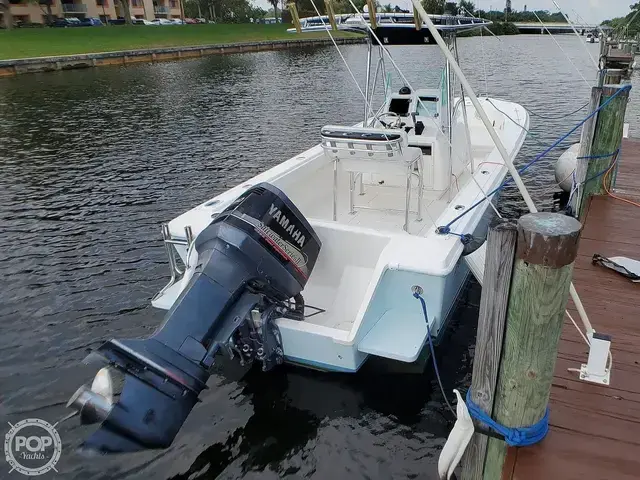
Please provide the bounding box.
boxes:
[320,125,424,232]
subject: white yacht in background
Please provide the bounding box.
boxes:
[287,12,490,34]
[63,13,528,454]
[586,32,600,43]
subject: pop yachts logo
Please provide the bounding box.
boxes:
[5,419,61,476]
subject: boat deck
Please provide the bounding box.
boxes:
[307,182,448,236]
[504,138,640,479]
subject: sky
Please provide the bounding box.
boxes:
[254,0,631,24]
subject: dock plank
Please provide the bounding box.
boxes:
[506,137,640,478]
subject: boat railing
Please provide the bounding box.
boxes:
[320,126,423,231]
[152,224,194,304]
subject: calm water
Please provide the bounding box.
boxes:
[0,35,631,479]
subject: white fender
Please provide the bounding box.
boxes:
[438,389,475,480]
[555,142,580,192]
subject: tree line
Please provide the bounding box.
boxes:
[0,0,570,29]
[602,2,640,37]
[289,0,567,22]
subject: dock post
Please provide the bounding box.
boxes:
[481,213,582,480]
[461,219,518,480]
[574,84,630,219]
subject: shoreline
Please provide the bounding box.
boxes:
[0,36,365,78]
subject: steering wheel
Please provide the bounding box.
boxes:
[375,112,401,129]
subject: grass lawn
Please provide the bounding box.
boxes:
[0,24,362,60]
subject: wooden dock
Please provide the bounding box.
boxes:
[504,138,640,479]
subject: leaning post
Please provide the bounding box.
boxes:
[573,84,630,219]
[481,213,582,480]
[287,2,302,34]
[461,219,518,480]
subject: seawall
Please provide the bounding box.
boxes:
[0,36,365,78]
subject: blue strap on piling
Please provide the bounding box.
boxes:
[576,150,619,160]
[436,85,632,237]
[465,389,549,447]
[567,148,620,209]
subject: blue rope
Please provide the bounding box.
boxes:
[465,390,549,447]
[413,291,456,416]
[582,149,620,184]
[577,150,619,160]
[438,85,632,233]
[567,148,620,210]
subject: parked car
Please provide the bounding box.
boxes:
[151,18,173,25]
[170,18,184,24]
[195,17,207,23]
[133,18,154,25]
[108,18,127,25]
[184,17,197,24]
[79,17,103,26]
[15,20,44,28]
[53,17,82,27]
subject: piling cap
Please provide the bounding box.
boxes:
[516,213,582,268]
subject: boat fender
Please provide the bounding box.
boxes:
[555,143,580,192]
[461,235,485,256]
[437,389,474,480]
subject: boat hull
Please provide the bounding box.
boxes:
[152,96,528,374]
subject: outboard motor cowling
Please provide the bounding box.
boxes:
[67,183,320,452]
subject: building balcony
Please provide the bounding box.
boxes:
[154,5,169,13]
[62,2,88,12]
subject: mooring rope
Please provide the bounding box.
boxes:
[465,390,549,446]
[438,85,632,232]
[413,291,456,417]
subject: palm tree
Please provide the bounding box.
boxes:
[267,0,278,19]
[118,0,133,24]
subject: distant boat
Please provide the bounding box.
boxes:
[586,33,600,43]
[287,12,491,38]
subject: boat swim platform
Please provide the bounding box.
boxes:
[503,137,640,479]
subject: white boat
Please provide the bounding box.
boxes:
[64,14,529,453]
[287,12,490,36]
[154,92,527,372]
[586,33,600,44]
[149,17,529,373]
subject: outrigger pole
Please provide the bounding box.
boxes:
[408,0,594,335]
[409,0,537,213]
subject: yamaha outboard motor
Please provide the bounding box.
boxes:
[66,183,321,452]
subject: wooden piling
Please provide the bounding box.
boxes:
[413,7,421,31]
[461,219,518,480]
[325,0,338,32]
[366,0,377,29]
[481,213,582,480]
[574,84,630,219]
[288,3,302,34]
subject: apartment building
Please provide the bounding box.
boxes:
[5,0,182,25]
